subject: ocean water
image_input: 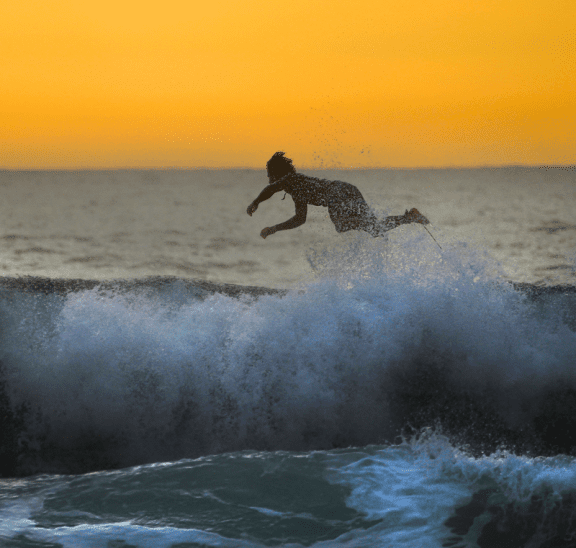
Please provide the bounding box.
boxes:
[1,167,576,547]
[1,167,575,286]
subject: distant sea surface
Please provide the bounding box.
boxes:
[1,167,575,286]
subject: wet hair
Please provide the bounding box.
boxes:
[266,152,296,179]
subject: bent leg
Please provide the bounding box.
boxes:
[371,209,430,237]
[373,214,407,235]
[326,181,429,237]
[330,206,408,238]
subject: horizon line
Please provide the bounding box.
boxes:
[1,164,574,172]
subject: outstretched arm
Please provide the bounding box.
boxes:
[246,181,286,216]
[260,202,307,239]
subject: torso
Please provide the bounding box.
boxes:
[280,173,339,207]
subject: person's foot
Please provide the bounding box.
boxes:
[404,208,430,225]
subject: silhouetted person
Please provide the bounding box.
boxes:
[247,152,430,239]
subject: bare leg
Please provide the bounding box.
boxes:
[368,215,409,237]
[366,209,430,237]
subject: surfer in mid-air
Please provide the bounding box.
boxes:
[247,152,430,239]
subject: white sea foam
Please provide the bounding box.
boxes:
[0,233,575,477]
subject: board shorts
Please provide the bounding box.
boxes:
[327,182,377,233]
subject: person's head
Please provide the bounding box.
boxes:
[266,152,295,183]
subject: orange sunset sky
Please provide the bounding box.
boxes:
[1,0,574,169]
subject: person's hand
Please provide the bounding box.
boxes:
[260,227,275,239]
[247,202,258,216]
